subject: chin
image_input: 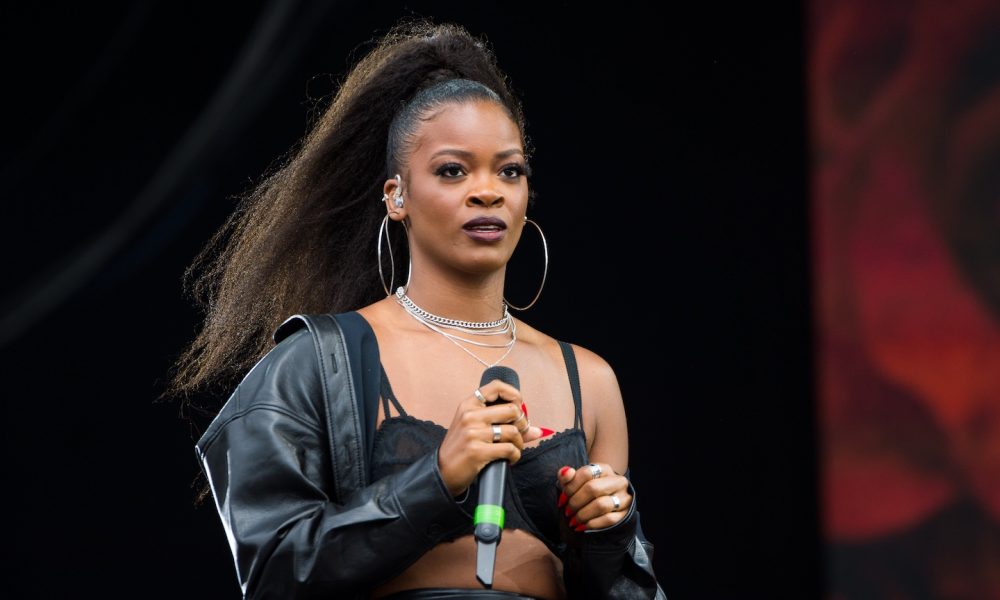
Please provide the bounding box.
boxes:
[455,253,511,276]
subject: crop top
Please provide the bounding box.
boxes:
[370,340,590,548]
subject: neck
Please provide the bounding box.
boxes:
[401,266,507,324]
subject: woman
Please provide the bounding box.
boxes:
[169,19,662,600]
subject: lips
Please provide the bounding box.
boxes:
[462,216,507,232]
[462,216,507,242]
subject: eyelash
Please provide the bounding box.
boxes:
[435,162,528,179]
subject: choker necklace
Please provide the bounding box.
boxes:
[395,287,510,329]
[394,286,516,368]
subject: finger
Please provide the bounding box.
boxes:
[520,424,545,442]
[471,388,489,406]
[565,475,628,519]
[458,402,521,431]
[557,466,576,491]
[568,487,632,524]
[461,387,498,415]
[478,380,523,405]
[480,423,524,450]
[512,409,531,434]
[576,500,632,531]
[465,392,490,414]
[481,441,521,466]
[471,402,527,426]
[561,462,615,497]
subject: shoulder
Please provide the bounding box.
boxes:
[514,318,623,415]
[199,326,326,449]
[568,343,620,392]
[566,343,625,432]
[251,325,322,389]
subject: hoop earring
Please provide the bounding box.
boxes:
[504,218,548,311]
[377,214,412,296]
[377,214,395,296]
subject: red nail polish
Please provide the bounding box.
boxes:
[569,516,579,528]
[557,491,567,508]
[575,524,587,532]
[558,466,570,478]
[564,505,574,517]
[540,427,555,437]
[521,402,528,418]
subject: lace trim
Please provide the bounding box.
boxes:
[374,414,585,459]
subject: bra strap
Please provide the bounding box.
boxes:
[557,341,584,431]
[378,363,408,418]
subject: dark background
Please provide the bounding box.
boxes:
[0,2,817,598]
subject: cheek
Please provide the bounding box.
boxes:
[406,203,459,247]
[418,203,458,230]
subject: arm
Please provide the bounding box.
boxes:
[194,329,472,599]
[560,345,665,599]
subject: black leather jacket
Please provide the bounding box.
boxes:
[195,312,663,599]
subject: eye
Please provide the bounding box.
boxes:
[501,163,527,179]
[436,163,465,178]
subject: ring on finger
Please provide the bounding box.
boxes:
[610,494,621,511]
[517,418,531,434]
[587,463,603,479]
[474,389,487,405]
[492,424,503,443]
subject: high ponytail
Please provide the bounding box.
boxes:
[162,19,532,409]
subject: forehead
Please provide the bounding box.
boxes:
[411,101,522,157]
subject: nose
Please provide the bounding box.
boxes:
[467,190,504,208]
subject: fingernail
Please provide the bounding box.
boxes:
[569,516,579,528]
[521,402,528,418]
[557,491,567,508]
[540,427,555,437]
[575,524,587,532]
[558,466,570,478]
[564,505,574,517]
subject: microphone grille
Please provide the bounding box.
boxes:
[480,365,520,390]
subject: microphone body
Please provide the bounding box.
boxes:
[474,365,520,587]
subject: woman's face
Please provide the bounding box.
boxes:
[386,100,529,279]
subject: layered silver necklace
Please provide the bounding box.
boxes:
[394,286,516,367]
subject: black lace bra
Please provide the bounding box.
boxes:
[369,341,590,548]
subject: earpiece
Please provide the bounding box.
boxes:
[393,174,404,208]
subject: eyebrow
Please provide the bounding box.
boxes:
[429,148,524,160]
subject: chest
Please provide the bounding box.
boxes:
[376,331,578,433]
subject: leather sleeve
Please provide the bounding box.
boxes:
[561,476,665,599]
[194,329,473,599]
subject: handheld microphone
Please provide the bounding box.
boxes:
[475,365,520,588]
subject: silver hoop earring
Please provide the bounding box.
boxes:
[377,214,395,296]
[377,214,412,296]
[504,217,548,311]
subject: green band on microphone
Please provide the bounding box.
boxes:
[474,504,505,528]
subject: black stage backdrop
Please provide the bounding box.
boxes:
[0,2,816,598]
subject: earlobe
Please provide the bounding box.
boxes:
[387,209,407,223]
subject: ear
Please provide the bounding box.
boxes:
[382,176,407,222]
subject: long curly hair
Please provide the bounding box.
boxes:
[162,19,533,415]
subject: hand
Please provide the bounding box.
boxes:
[557,463,633,531]
[436,380,544,497]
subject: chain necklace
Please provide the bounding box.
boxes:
[394,287,516,368]
[395,287,510,329]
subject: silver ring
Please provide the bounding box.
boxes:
[611,495,621,511]
[474,389,487,405]
[588,463,603,479]
[517,418,530,434]
[492,424,502,443]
